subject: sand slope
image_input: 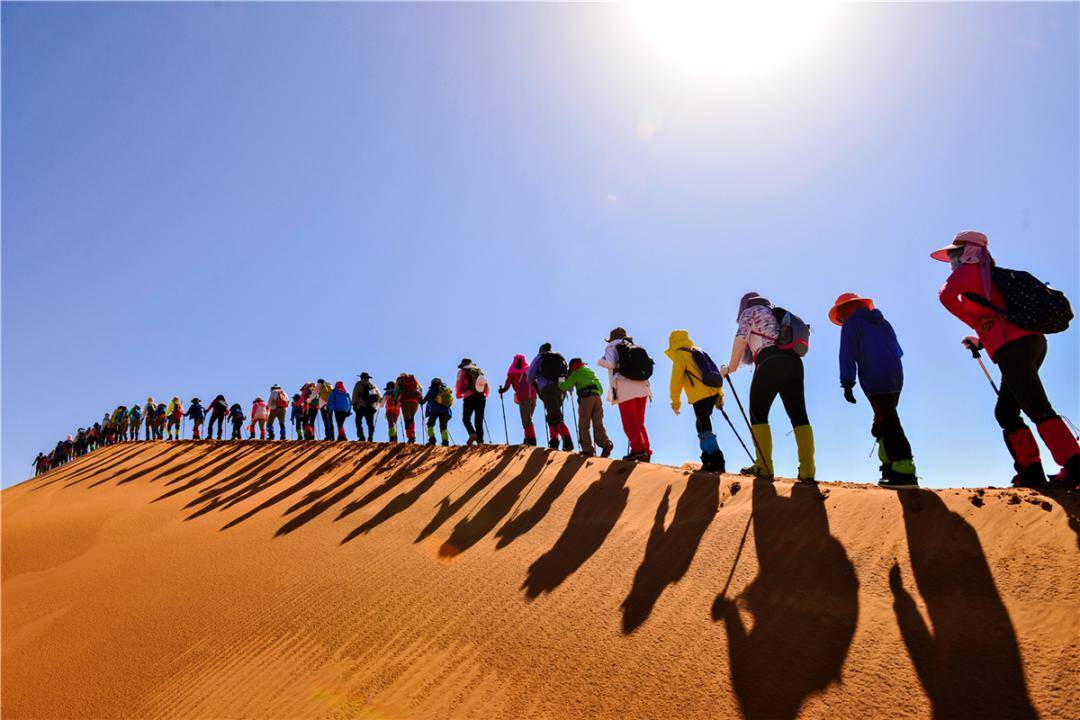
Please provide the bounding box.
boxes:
[3,441,1078,719]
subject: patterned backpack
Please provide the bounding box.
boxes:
[964,266,1073,334]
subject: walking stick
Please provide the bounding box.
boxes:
[483,418,492,445]
[718,405,756,466]
[967,344,1000,395]
[723,375,772,476]
[499,392,509,445]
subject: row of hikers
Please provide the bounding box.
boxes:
[34,231,1078,490]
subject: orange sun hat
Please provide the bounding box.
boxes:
[828,292,875,325]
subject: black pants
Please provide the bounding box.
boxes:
[539,384,564,426]
[293,414,304,439]
[334,410,350,439]
[749,348,809,426]
[320,407,333,440]
[693,396,716,434]
[208,413,225,439]
[868,392,913,462]
[993,335,1055,431]
[230,419,243,439]
[463,395,487,441]
[354,407,376,440]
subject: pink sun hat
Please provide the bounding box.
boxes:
[930,230,988,262]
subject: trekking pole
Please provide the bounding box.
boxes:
[718,406,756,467]
[967,345,1000,395]
[499,393,509,444]
[723,375,772,476]
[484,418,492,445]
[567,392,578,429]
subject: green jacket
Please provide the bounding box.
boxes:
[559,365,603,397]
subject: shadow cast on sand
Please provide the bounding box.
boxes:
[621,472,720,633]
[1034,486,1080,549]
[494,453,586,550]
[711,480,858,720]
[521,461,634,600]
[414,446,522,544]
[890,490,1036,719]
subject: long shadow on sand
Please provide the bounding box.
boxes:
[1034,486,1080,549]
[622,472,719,633]
[521,461,634,600]
[414,446,521,544]
[889,490,1036,719]
[494,453,586,550]
[100,444,203,489]
[711,480,858,720]
[341,447,470,542]
[153,446,293,503]
[436,447,551,557]
[38,444,151,489]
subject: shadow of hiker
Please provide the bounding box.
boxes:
[1034,486,1080,550]
[621,472,719,633]
[414,446,521,544]
[890,490,1036,719]
[341,447,469,542]
[521,461,634,600]
[495,453,586,550]
[438,447,550,557]
[711,480,858,720]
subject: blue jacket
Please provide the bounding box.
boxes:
[185,403,206,421]
[423,385,452,418]
[526,354,553,390]
[839,307,904,395]
[328,389,353,414]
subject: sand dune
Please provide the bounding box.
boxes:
[3,441,1078,719]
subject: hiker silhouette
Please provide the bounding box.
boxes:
[712,479,858,720]
[890,490,1036,718]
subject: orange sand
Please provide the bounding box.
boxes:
[3,441,1078,719]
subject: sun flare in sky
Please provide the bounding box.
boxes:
[631,1,837,78]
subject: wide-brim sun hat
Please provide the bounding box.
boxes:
[828,292,875,325]
[458,358,472,369]
[931,230,988,262]
[605,327,627,342]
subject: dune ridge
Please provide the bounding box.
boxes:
[3,441,1078,719]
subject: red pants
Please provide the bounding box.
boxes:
[618,397,650,455]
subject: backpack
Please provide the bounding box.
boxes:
[271,390,289,409]
[539,352,568,382]
[436,384,454,408]
[963,266,1074,335]
[464,365,487,393]
[397,375,422,402]
[771,307,811,357]
[362,382,380,406]
[615,341,654,381]
[682,347,725,387]
[130,407,142,422]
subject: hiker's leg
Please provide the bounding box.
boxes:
[589,396,611,451]
[692,396,714,434]
[776,356,813,479]
[321,407,333,440]
[577,398,593,453]
[403,404,417,442]
[870,393,913,463]
[618,398,643,454]
[364,408,376,439]
[462,397,477,439]
[519,398,536,441]
[439,414,450,445]
[748,355,783,425]
[475,396,486,442]
[354,410,365,440]
[993,338,1044,474]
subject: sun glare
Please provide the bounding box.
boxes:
[631,1,837,78]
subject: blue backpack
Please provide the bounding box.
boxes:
[682,347,725,388]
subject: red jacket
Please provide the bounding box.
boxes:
[939,262,1040,361]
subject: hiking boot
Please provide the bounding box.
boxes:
[467,433,477,446]
[600,444,614,459]
[740,464,774,480]
[1051,455,1080,488]
[623,451,650,462]
[548,439,560,450]
[442,439,450,447]
[580,449,596,458]
[701,451,726,474]
[561,436,574,452]
[523,437,537,447]
[1013,461,1048,489]
[878,468,919,490]
[426,437,436,446]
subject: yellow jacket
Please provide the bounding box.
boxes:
[665,330,723,411]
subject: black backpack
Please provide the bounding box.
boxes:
[963,266,1073,335]
[362,381,380,406]
[539,352,568,382]
[615,341,654,381]
[771,307,811,357]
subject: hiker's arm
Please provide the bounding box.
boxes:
[597,344,616,370]
[668,356,682,412]
[938,264,988,327]
[724,337,748,375]
[838,322,857,389]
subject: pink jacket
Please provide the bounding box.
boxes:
[455,367,490,399]
[939,262,1039,361]
[503,355,537,404]
[251,400,269,421]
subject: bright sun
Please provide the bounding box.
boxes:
[631,1,837,78]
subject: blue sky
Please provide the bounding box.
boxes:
[3,2,1077,488]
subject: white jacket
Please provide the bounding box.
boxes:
[597,340,652,405]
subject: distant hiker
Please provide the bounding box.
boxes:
[934,230,1079,487]
[526,343,574,451]
[267,384,290,440]
[382,381,400,442]
[290,393,305,440]
[423,378,453,446]
[829,292,917,489]
[207,395,229,440]
[166,397,184,440]
[144,397,157,440]
[128,405,143,441]
[300,382,319,440]
[559,358,614,458]
[597,327,654,461]
[395,373,423,444]
[227,403,246,439]
[498,354,538,445]
[250,397,269,439]
[316,379,334,440]
[665,330,727,473]
[329,381,353,441]
[720,293,816,482]
[455,358,490,445]
[154,403,167,440]
[113,406,129,441]
[185,398,206,440]
[34,452,47,476]
[351,372,380,441]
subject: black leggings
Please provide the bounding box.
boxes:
[208,413,225,438]
[749,348,809,426]
[539,384,564,426]
[463,395,487,441]
[869,392,912,462]
[355,407,376,440]
[334,410,350,438]
[320,407,333,440]
[994,335,1055,431]
[693,396,716,434]
[230,419,244,439]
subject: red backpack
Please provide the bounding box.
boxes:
[397,374,422,402]
[271,389,289,409]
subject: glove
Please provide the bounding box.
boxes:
[498,386,507,396]
[671,403,681,416]
[961,336,983,357]
[843,386,857,404]
[720,364,730,377]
